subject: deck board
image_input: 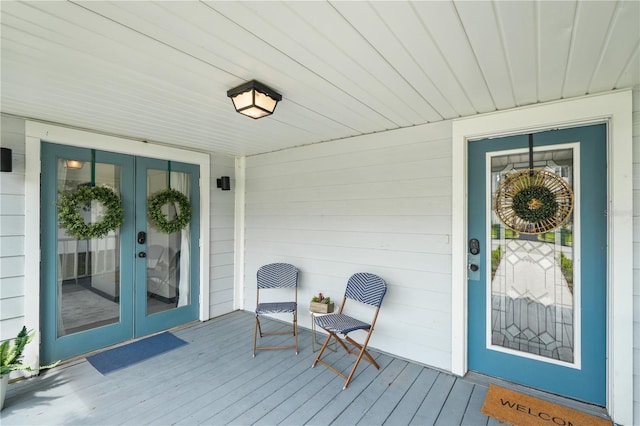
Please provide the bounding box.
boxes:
[357,361,424,425]
[410,372,456,425]
[251,352,351,426]
[383,367,439,425]
[0,311,611,425]
[331,357,408,425]
[280,355,391,425]
[434,378,474,425]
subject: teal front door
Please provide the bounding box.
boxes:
[467,124,606,405]
[41,142,200,363]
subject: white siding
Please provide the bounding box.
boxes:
[632,86,640,425]
[244,121,454,370]
[209,156,236,317]
[0,115,26,341]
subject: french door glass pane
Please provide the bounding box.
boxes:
[489,148,575,363]
[57,159,121,337]
[146,169,191,315]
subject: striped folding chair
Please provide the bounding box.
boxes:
[253,263,299,356]
[312,272,387,389]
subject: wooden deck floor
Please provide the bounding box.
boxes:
[1,311,610,425]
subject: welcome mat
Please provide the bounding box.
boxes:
[87,332,188,375]
[481,384,612,426]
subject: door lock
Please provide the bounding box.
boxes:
[469,238,480,255]
[138,251,146,258]
[137,231,146,244]
[468,238,481,281]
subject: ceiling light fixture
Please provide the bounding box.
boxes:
[227,80,282,119]
[65,160,84,169]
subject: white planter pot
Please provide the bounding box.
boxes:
[0,375,8,411]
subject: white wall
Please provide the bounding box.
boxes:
[209,156,236,317]
[244,120,454,370]
[632,87,640,425]
[0,116,26,341]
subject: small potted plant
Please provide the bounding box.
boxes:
[310,292,334,313]
[1,326,59,410]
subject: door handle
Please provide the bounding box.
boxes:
[468,263,479,272]
[138,251,146,258]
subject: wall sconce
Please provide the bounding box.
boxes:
[217,176,231,191]
[1,148,12,172]
[227,80,282,119]
[65,160,84,169]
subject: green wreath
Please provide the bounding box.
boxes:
[147,189,192,234]
[511,185,559,223]
[58,185,124,239]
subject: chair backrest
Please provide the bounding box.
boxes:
[257,263,299,289]
[344,273,387,308]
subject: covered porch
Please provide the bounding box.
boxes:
[1,311,610,425]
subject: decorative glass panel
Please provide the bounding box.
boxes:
[489,148,575,363]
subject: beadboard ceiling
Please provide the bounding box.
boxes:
[1,1,638,157]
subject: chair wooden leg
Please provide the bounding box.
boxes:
[343,346,367,389]
[293,311,299,354]
[253,315,260,357]
[312,333,334,367]
[334,335,352,353]
[254,312,298,355]
[345,335,379,369]
[313,328,380,389]
[343,330,376,389]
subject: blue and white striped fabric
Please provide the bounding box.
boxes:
[256,301,297,314]
[314,313,370,335]
[344,273,386,307]
[256,263,298,289]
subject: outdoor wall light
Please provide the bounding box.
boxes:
[227,80,282,119]
[1,148,12,172]
[65,160,84,169]
[217,176,231,191]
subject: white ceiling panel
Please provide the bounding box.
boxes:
[325,1,444,123]
[563,1,618,97]
[537,1,576,102]
[588,0,640,92]
[494,1,538,106]
[1,0,638,157]
[373,1,474,118]
[453,1,514,109]
[413,1,497,114]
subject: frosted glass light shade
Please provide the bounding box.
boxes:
[227,80,282,119]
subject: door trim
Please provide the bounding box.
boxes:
[23,122,210,370]
[451,89,633,425]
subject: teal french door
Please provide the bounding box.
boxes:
[467,124,606,405]
[41,143,200,363]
